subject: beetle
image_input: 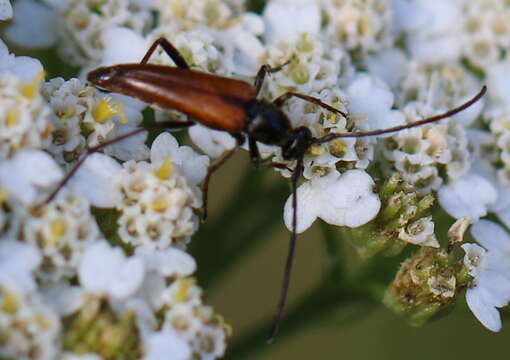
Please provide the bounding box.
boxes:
[47,37,487,342]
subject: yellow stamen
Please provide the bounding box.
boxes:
[155,157,172,179]
[6,108,18,127]
[93,97,118,124]
[2,288,18,313]
[0,188,8,205]
[152,199,170,212]
[307,144,325,156]
[20,71,45,99]
[47,217,67,245]
[175,280,191,303]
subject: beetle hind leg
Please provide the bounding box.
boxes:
[140,37,190,69]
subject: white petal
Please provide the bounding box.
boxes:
[263,0,320,44]
[0,238,40,292]
[471,220,510,253]
[0,0,12,20]
[365,48,408,89]
[0,150,63,204]
[188,124,236,159]
[487,61,510,105]
[143,326,191,360]
[466,286,502,332]
[101,27,148,65]
[451,90,485,127]
[151,132,210,185]
[438,173,497,220]
[283,179,322,233]
[69,153,122,207]
[135,247,196,277]
[150,132,179,164]
[41,283,84,316]
[4,0,57,48]
[284,170,380,232]
[79,241,145,300]
[319,170,380,228]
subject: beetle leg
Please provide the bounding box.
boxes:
[140,37,190,69]
[201,134,244,220]
[267,155,304,343]
[273,92,348,118]
[254,61,290,96]
[248,137,261,167]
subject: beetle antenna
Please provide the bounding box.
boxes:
[313,85,487,144]
[267,156,304,343]
[44,121,194,204]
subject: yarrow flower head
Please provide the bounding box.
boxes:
[3,0,510,357]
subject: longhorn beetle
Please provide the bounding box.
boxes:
[47,37,487,342]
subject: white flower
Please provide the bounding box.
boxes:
[100,27,148,66]
[438,173,497,221]
[68,152,123,208]
[398,216,439,248]
[392,0,462,62]
[0,238,41,292]
[486,61,510,106]
[263,0,320,45]
[284,169,380,233]
[189,124,236,159]
[346,73,406,133]
[0,150,63,205]
[79,241,145,301]
[150,132,210,186]
[0,39,43,81]
[4,0,58,48]
[322,0,394,52]
[41,282,84,316]
[143,325,191,360]
[0,0,12,20]
[462,220,510,332]
[135,247,196,277]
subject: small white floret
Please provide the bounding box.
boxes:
[284,170,380,233]
[135,247,196,277]
[4,0,57,48]
[79,241,145,301]
[0,150,63,205]
[69,153,122,208]
[0,0,12,20]
[151,132,210,185]
[143,326,191,360]
[263,0,320,44]
[189,124,237,159]
[0,238,41,292]
[462,220,510,332]
[438,173,497,220]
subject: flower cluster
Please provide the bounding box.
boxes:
[2,0,510,357]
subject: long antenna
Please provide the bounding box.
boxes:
[314,86,487,144]
[267,156,304,343]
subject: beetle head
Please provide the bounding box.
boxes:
[87,66,118,92]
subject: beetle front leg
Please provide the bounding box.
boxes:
[254,61,290,96]
[140,37,190,69]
